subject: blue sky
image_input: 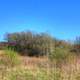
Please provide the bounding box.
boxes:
[0,0,80,41]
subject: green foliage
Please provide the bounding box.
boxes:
[53,48,68,60]
[49,46,70,68]
[4,48,20,66]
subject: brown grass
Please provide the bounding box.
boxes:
[0,50,80,80]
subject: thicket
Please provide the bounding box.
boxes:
[4,31,80,64]
[5,31,55,56]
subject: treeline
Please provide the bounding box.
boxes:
[2,31,80,57]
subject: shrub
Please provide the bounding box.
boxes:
[4,48,20,66]
[49,47,70,68]
[5,31,54,57]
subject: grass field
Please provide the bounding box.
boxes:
[0,50,80,80]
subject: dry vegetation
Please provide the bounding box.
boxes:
[0,31,80,80]
[0,50,80,80]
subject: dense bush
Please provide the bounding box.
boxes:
[3,31,80,69]
[48,39,73,68]
[5,31,54,57]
